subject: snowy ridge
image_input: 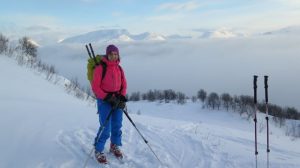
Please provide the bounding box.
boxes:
[200,28,245,38]
[0,55,300,168]
[263,26,300,36]
[60,29,166,44]
[59,27,252,44]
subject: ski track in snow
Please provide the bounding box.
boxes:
[53,115,300,168]
[55,118,239,168]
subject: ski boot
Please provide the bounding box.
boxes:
[95,151,108,164]
[110,143,123,159]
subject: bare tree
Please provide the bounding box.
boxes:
[18,36,37,60]
[221,93,233,111]
[163,89,177,103]
[286,107,299,120]
[177,92,186,104]
[129,92,141,101]
[0,33,9,54]
[197,89,207,103]
[207,92,220,110]
[146,90,156,102]
[142,93,147,100]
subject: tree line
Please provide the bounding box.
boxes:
[127,89,300,122]
[127,89,300,137]
[0,33,57,80]
[128,89,187,104]
[195,89,300,121]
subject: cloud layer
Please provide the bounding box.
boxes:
[38,34,300,110]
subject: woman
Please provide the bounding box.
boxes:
[91,44,127,164]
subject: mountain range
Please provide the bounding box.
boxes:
[1,23,300,45]
[59,28,249,44]
[59,26,300,44]
[59,29,167,44]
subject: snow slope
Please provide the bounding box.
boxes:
[0,55,300,168]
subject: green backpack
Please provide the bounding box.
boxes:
[87,55,105,83]
[87,54,124,83]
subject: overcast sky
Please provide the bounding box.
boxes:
[1,0,300,36]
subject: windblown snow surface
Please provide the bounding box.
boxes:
[0,55,299,168]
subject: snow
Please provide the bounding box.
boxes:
[59,29,166,44]
[28,39,41,47]
[0,55,300,168]
[200,29,238,38]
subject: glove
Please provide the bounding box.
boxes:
[116,94,127,110]
[117,94,128,102]
[104,93,120,108]
[118,101,126,110]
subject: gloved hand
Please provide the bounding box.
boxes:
[104,93,120,108]
[116,94,127,110]
[117,94,128,102]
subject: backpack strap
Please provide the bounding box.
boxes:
[118,65,124,93]
[100,63,123,82]
[100,61,107,81]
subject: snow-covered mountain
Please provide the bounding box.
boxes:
[60,28,249,44]
[60,29,166,44]
[0,23,67,46]
[60,28,249,43]
[130,32,166,41]
[263,26,300,36]
[60,29,131,43]
[200,28,245,38]
[1,54,300,168]
[166,34,192,40]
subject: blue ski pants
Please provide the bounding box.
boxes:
[94,99,123,152]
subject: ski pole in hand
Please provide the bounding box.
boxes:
[123,107,164,166]
[264,75,270,168]
[253,75,258,168]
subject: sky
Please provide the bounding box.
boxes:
[1,0,300,36]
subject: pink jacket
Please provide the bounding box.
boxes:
[91,57,127,99]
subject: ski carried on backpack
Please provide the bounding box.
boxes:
[85,43,124,83]
[86,43,98,65]
[85,43,106,82]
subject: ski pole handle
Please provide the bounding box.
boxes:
[85,45,93,59]
[89,43,96,57]
[88,43,99,65]
[253,75,258,104]
[264,76,268,103]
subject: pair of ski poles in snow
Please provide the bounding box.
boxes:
[83,44,163,168]
[253,75,270,168]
